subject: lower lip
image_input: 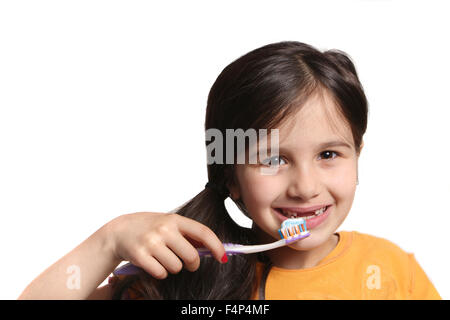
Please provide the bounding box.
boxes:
[273,205,332,230]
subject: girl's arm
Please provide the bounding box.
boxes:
[18,212,227,299]
[17,221,121,300]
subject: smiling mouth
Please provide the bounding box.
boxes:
[275,206,330,220]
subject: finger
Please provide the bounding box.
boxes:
[166,235,201,272]
[175,215,226,263]
[151,245,184,275]
[184,235,203,248]
[134,252,168,280]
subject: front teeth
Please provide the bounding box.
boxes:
[282,206,327,219]
[314,207,327,216]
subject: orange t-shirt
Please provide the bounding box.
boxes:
[251,231,441,300]
[108,231,441,300]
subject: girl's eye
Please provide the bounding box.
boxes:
[261,156,286,167]
[319,150,338,161]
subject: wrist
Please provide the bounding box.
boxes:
[101,217,124,265]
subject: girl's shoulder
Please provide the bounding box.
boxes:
[344,230,441,299]
[344,230,415,270]
[349,230,411,255]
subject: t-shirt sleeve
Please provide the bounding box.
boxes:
[408,254,441,300]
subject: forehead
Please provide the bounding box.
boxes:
[277,89,354,150]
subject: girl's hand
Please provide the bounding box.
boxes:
[108,212,227,279]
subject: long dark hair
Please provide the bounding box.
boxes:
[112,41,368,299]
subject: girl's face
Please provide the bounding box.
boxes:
[230,90,362,253]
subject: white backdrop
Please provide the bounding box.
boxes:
[1,0,449,299]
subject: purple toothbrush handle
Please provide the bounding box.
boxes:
[113,247,233,275]
[197,250,213,257]
[114,235,310,274]
[113,252,230,276]
[197,243,243,257]
[197,249,241,257]
[113,262,144,276]
[112,245,236,275]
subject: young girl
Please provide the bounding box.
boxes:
[18,41,441,300]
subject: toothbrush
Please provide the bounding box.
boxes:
[113,218,310,276]
[198,217,310,257]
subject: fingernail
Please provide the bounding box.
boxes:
[221,253,228,263]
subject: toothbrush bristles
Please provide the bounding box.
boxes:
[278,217,309,240]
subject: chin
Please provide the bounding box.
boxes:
[288,237,319,251]
[290,227,335,250]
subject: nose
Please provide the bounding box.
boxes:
[286,163,320,200]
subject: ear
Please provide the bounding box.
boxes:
[226,175,241,201]
[358,140,364,156]
[227,184,241,201]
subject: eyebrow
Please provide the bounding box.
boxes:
[316,140,353,150]
[253,140,353,157]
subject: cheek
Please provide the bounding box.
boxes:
[326,163,357,221]
[327,162,357,194]
[238,170,281,210]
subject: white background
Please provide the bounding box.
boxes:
[1,0,449,299]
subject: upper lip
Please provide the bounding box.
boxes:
[276,204,330,214]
